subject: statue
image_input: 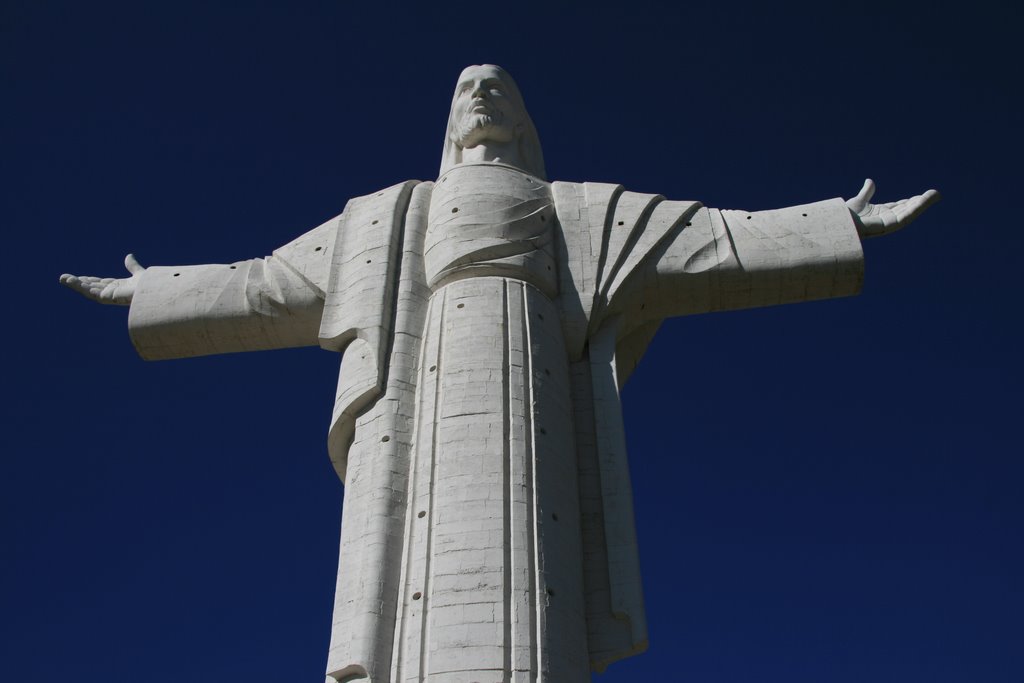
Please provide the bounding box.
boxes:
[61,65,939,683]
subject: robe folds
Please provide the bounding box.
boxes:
[127,164,863,681]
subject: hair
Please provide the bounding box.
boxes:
[439,65,546,180]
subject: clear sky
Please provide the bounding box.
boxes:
[4,1,1022,681]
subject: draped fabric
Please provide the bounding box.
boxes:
[318,167,708,681]
[125,164,863,681]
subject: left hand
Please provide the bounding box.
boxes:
[846,178,940,239]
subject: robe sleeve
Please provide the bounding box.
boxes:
[128,215,340,360]
[616,197,863,325]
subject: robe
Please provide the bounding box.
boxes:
[127,164,863,681]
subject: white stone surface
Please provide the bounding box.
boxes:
[59,64,939,682]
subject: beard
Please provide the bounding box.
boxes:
[451,112,515,148]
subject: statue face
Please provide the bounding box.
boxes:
[449,65,524,149]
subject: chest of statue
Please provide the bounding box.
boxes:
[424,162,557,297]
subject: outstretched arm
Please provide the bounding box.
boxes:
[60,215,338,360]
[125,256,325,360]
[615,179,939,326]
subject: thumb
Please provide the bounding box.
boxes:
[856,178,876,205]
[124,253,145,275]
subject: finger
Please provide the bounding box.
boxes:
[77,276,113,287]
[63,275,111,292]
[857,178,876,204]
[893,190,941,224]
[99,282,119,301]
[66,276,100,292]
[124,253,144,275]
[60,275,101,301]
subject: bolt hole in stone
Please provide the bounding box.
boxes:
[173,273,180,277]
[372,220,379,225]
[451,207,459,213]
[315,246,322,251]
[746,215,752,220]
[418,511,426,518]
[366,259,372,264]
[457,303,465,309]
[381,435,390,443]
[229,266,236,270]
[413,592,422,600]
[429,365,437,372]
[802,213,808,217]
[686,222,692,227]
[617,221,624,226]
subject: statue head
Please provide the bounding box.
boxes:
[440,64,546,180]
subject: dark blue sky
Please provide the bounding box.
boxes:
[4,1,1022,681]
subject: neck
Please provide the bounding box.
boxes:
[459,140,524,170]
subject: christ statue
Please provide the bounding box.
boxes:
[61,64,939,683]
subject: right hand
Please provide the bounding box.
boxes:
[846,178,940,239]
[60,254,146,306]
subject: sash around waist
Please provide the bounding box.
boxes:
[428,259,558,299]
